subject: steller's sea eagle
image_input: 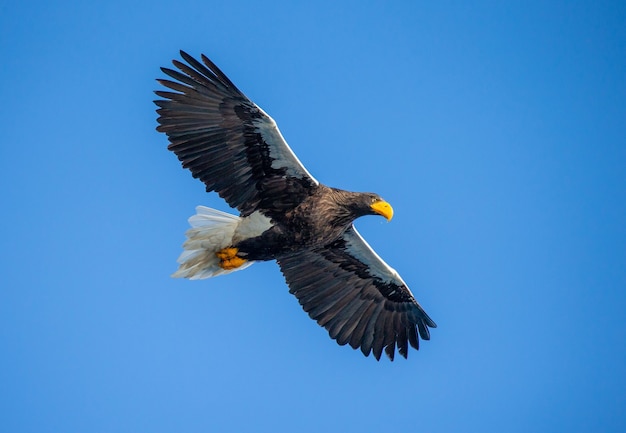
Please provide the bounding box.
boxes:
[155,51,436,361]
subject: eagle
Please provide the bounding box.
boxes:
[155,51,436,360]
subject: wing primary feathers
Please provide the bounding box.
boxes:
[309,282,354,326]
[201,53,241,91]
[178,51,225,87]
[170,60,218,89]
[175,50,239,95]
[296,277,342,306]
[349,302,379,350]
[296,277,343,306]
[317,290,359,328]
[160,67,210,93]
[360,303,384,357]
[305,286,345,320]
[385,342,395,361]
[371,313,389,361]
[154,88,209,105]
[417,320,431,340]
[333,299,370,345]
[383,314,398,360]
[397,320,409,358]
[408,322,420,350]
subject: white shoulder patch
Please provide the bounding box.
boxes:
[345,227,406,286]
[253,106,319,184]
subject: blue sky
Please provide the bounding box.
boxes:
[1,1,625,432]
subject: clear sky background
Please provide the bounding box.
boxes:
[1,1,625,432]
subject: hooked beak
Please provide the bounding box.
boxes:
[370,200,394,221]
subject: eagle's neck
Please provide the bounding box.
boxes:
[325,188,366,227]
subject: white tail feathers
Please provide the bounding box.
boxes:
[172,206,253,279]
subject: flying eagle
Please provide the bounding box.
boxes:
[155,51,436,360]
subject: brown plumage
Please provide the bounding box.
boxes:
[155,51,436,360]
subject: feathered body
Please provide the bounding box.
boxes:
[235,188,383,260]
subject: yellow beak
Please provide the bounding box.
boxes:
[370,200,394,221]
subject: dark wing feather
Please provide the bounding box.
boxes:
[155,51,318,218]
[278,226,436,361]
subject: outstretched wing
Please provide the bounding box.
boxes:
[155,51,318,218]
[278,226,436,361]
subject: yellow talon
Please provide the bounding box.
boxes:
[216,247,239,260]
[216,247,247,270]
[219,256,247,270]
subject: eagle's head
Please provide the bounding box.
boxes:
[365,193,394,221]
[347,192,394,221]
[328,189,394,225]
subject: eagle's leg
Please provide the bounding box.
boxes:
[216,247,247,270]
